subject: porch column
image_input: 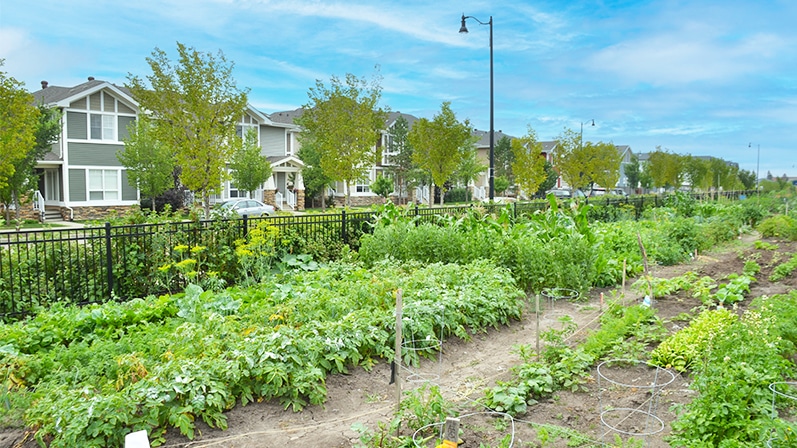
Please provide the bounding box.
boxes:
[294,172,305,211]
[262,175,277,207]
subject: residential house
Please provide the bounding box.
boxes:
[29,78,302,221]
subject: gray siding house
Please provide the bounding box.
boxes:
[31,78,304,220]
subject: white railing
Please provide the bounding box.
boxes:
[33,190,45,220]
[472,186,486,201]
[286,189,296,209]
[275,192,284,210]
[415,186,430,205]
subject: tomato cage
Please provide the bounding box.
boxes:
[767,381,797,447]
[541,287,579,310]
[597,359,676,447]
[399,304,445,386]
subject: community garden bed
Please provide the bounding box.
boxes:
[2,194,796,447]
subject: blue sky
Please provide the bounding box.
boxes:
[2,0,796,178]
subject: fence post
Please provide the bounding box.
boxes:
[105,222,114,300]
[513,201,517,220]
[341,210,348,246]
[242,214,248,238]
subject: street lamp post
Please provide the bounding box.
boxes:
[580,119,594,150]
[460,13,494,200]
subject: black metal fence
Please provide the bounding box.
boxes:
[0,191,753,319]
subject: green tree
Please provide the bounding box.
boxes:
[511,126,547,199]
[230,129,272,199]
[295,73,386,207]
[0,63,39,201]
[647,148,684,189]
[127,42,249,218]
[408,102,474,206]
[493,135,513,181]
[538,161,558,196]
[493,176,510,195]
[708,157,732,191]
[370,174,393,201]
[384,115,414,204]
[453,148,487,201]
[588,142,623,191]
[118,117,176,211]
[624,153,641,192]
[737,169,756,190]
[297,136,334,210]
[1,104,61,221]
[682,155,710,191]
[552,129,589,191]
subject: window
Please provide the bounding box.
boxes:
[88,169,119,200]
[90,114,115,140]
[355,173,372,193]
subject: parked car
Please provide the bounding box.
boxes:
[216,199,275,217]
[587,188,607,197]
[546,188,571,198]
[612,188,629,197]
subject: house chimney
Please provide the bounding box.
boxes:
[88,76,95,81]
[41,80,48,89]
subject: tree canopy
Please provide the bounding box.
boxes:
[119,117,176,211]
[229,129,272,198]
[127,42,249,218]
[408,102,474,206]
[295,73,386,207]
[553,129,621,191]
[384,115,414,204]
[511,126,547,199]
[0,63,40,194]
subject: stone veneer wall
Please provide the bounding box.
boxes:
[332,195,384,207]
[68,206,136,221]
[1,207,40,222]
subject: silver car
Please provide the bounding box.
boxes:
[217,199,276,217]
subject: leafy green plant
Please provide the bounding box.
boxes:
[757,214,797,240]
[650,307,738,372]
[770,252,797,282]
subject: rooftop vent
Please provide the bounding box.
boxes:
[41,81,48,89]
[88,76,95,81]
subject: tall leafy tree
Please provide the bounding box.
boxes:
[624,153,641,192]
[408,102,474,206]
[647,148,684,188]
[682,155,710,191]
[552,129,588,191]
[1,104,61,221]
[0,63,39,201]
[384,115,414,204]
[118,117,175,211]
[588,142,623,191]
[295,73,386,207]
[297,136,334,210]
[511,126,547,199]
[453,147,487,201]
[229,129,272,199]
[538,161,558,196]
[493,135,513,181]
[737,169,756,190]
[127,42,249,218]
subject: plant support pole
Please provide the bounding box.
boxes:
[394,289,403,416]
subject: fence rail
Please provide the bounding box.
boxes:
[0,191,753,319]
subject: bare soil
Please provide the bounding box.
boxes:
[3,235,796,448]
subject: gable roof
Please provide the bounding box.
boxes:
[31,78,137,108]
[269,108,304,125]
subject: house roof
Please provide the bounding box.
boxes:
[31,78,136,108]
[472,129,516,148]
[269,108,304,125]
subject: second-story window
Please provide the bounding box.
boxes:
[90,114,115,140]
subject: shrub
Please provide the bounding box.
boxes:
[757,214,797,240]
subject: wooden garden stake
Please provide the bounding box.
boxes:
[535,294,540,355]
[394,289,403,416]
[636,231,653,299]
[622,258,627,305]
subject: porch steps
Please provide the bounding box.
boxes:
[43,206,63,222]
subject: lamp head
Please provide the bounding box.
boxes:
[459,14,469,33]
[590,119,595,126]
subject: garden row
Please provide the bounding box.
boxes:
[1,191,795,446]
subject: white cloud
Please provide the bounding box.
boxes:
[588,22,788,85]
